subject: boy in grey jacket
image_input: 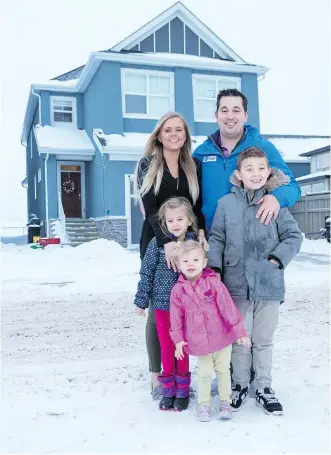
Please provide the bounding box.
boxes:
[208,146,302,416]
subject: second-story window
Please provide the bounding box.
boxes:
[193,75,241,122]
[122,69,174,119]
[51,96,77,125]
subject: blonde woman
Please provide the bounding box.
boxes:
[134,112,206,399]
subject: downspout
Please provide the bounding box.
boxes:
[44,153,50,237]
[31,88,42,124]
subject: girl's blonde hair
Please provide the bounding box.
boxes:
[134,112,199,204]
[158,197,198,236]
[176,240,207,262]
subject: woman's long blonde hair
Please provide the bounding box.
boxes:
[134,112,199,204]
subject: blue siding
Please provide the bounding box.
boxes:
[27,129,46,223]
[185,27,199,56]
[83,61,125,217]
[241,73,260,130]
[84,61,123,135]
[170,18,184,53]
[107,161,138,214]
[83,60,126,217]
[123,118,158,133]
[200,39,213,58]
[41,91,51,126]
[140,34,154,52]
[155,23,169,52]
[77,93,85,129]
[46,155,58,219]
[287,162,310,179]
[129,45,138,51]
[174,67,194,134]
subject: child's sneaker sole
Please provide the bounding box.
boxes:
[230,394,249,412]
[217,412,232,420]
[256,400,284,416]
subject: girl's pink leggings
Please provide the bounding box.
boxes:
[154,309,189,377]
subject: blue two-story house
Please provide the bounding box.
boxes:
[22,1,288,247]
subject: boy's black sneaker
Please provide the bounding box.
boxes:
[159,396,175,411]
[173,397,189,412]
[230,384,249,411]
[256,387,283,415]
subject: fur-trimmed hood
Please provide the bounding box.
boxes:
[230,168,290,192]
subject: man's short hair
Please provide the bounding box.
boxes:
[237,147,270,170]
[216,88,248,112]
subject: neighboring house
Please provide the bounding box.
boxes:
[19,1,328,247]
[296,145,330,194]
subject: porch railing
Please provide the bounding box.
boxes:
[58,192,68,242]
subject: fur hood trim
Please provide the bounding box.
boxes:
[230,168,290,192]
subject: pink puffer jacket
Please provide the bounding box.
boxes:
[170,268,246,356]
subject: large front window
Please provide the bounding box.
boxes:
[122,70,174,119]
[193,75,241,122]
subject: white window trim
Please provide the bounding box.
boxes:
[30,133,33,159]
[121,69,174,119]
[38,168,42,183]
[34,175,37,199]
[50,96,77,126]
[192,74,241,122]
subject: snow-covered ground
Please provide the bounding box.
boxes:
[1,237,330,453]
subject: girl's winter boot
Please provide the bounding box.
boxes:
[173,373,191,411]
[158,375,176,410]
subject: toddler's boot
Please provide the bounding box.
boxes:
[158,375,175,410]
[173,373,191,412]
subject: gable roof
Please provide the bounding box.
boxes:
[299,145,330,157]
[111,1,246,64]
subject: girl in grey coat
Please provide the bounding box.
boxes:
[208,146,302,416]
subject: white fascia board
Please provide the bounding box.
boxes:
[94,52,268,76]
[107,150,143,162]
[38,147,95,156]
[56,154,93,161]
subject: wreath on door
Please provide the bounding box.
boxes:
[62,179,75,194]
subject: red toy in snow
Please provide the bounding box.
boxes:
[38,238,61,247]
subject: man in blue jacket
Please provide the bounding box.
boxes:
[193,88,301,231]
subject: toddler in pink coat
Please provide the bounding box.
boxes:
[170,240,250,422]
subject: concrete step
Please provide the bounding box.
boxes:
[66,226,98,233]
[67,233,99,240]
[66,222,96,228]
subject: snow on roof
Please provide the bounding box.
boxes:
[93,130,208,153]
[93,131,327,164]
[33,78,79,87]
[34,125,95,152]
[267,137,330,162]
[297,169,330,181]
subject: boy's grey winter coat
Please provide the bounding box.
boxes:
[208,169,303,302]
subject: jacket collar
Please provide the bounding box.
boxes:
[177,267,216,284]
[229,168,290,204]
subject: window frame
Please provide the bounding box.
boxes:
[121,68,174,119]
[50,96,77,126]
[34,175,37,199]
[192,74,241,122]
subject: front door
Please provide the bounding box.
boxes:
[61,171,82,217]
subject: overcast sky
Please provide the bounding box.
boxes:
[1,0,330,225]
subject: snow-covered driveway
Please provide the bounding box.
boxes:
[1,238,330,453]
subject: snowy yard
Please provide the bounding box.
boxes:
[1,237,330,454]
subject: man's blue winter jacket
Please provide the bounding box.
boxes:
[193,125,301,231]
